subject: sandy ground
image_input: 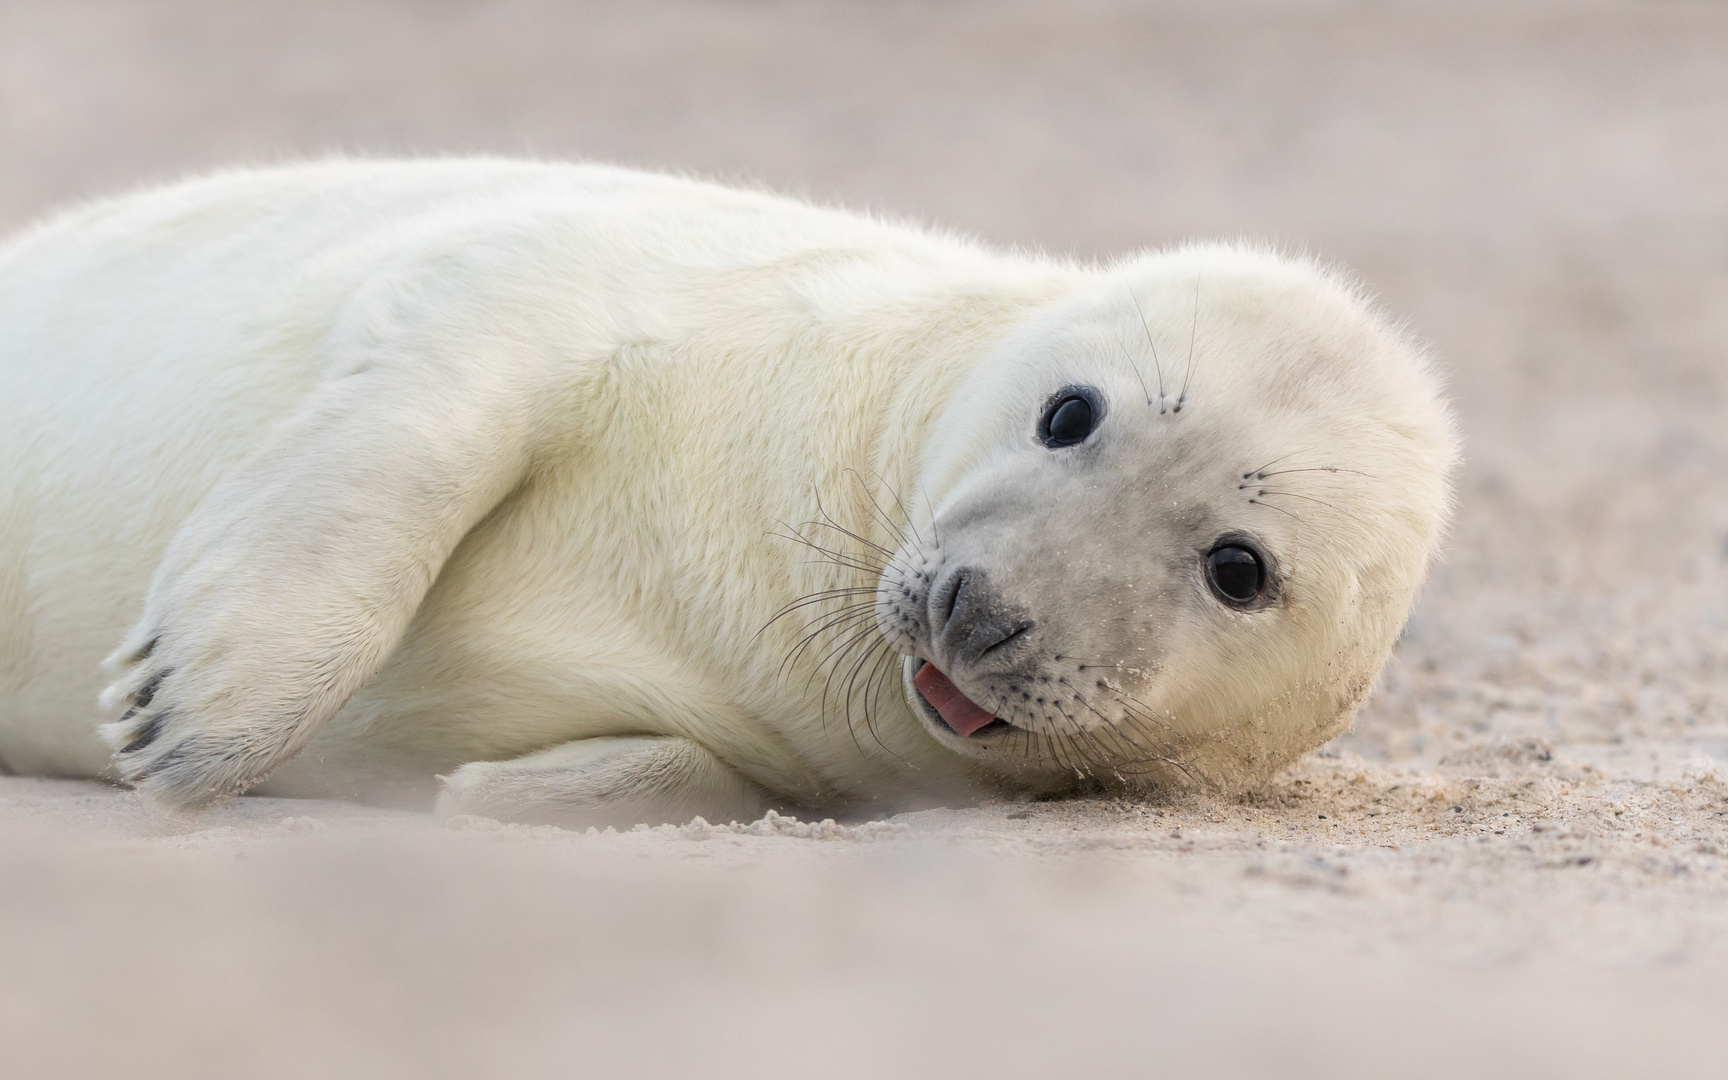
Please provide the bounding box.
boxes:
[5,1,1728,1076]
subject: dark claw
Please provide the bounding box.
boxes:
[125,667,172,717]
[121,711,167,755]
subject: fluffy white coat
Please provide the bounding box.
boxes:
[0,160,1456,823]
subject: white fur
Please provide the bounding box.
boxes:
[0,159,1456,823]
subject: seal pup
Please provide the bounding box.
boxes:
[0,160,1456,825]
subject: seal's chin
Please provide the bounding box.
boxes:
[906,659,1011,739]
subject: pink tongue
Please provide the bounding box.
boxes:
[913,663,1000,737]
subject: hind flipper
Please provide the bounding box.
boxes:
[435,736,775,829]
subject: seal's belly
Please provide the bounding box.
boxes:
[251,458,828,807]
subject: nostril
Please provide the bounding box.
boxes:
[930,566,1033,669]
[980,622,1032,658]
[937,569,968,631]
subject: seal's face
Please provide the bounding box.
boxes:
[875,246,1456,791]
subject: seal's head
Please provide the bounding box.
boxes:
[876,244,1457,792]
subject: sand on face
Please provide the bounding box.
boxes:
[4,1,1728,1076]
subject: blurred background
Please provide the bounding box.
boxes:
[5,2,1728,1077]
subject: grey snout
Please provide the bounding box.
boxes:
[932,566,1034,671]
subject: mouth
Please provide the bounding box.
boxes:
[911,660,1011,738]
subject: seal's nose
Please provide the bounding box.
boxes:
[933,567,1033,669]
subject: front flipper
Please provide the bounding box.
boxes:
[101,298,541,808]
[435,737,775,829]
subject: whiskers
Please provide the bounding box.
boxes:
[1240,450,1377,529]
[760,475,1203,789]
[1052,675,1201,787]
[1124,273,1203,415]
[1124,285,1165,411]
[762,474,918,765]
[1179,272,1199,412]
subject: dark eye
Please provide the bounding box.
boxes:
[1039,391,1098,448]
[1206,544,1265,605]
